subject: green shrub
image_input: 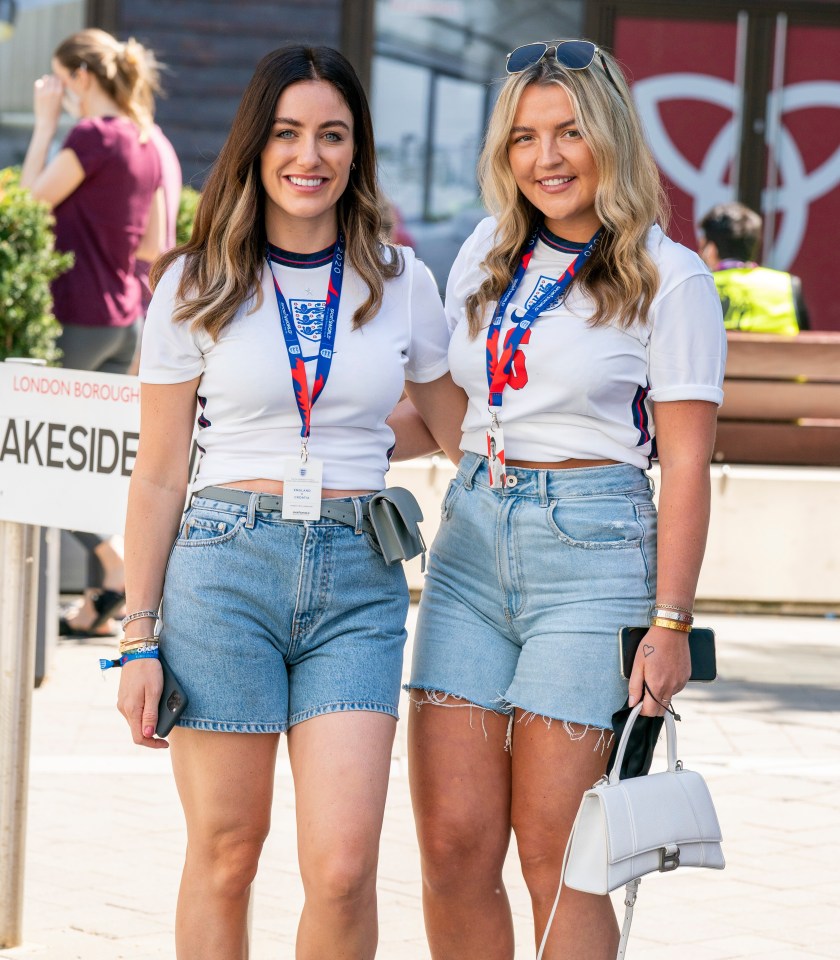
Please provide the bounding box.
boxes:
[0,167,73,363]
[176,185,201,246]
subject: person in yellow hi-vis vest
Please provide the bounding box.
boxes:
[698,202,809,335]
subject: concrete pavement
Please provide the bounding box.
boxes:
[2,610,839,959]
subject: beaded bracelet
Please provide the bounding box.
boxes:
[652,608,694,626]
[121,610,160,628]
[119,635,158,654]
[650,616,692,633]
[119,644,158,658]
[99,648,160,670]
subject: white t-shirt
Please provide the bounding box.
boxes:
[447,218,727,467]
[140,243,449,490]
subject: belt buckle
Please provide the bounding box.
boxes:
[257,493,283,513]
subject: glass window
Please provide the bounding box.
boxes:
[429,75,484,218]
[372,56,431,220]
[0,0,84,168]
[0,0,85,113]
[373,0,584,225]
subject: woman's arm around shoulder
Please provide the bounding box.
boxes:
[401,375,466,464]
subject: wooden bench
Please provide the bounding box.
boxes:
[714,331,840,466]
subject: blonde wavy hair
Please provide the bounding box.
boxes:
[152,45,402,339]
[53,29,160,138]
[466,49,668,336]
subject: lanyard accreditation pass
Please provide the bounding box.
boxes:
[485,227,602,488]
[269,233,345,519]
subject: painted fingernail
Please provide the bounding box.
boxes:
[143,726,153,738]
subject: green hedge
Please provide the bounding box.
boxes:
[0,167,73,363]
[176,185,201,247]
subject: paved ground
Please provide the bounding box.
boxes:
[1,610,839,959]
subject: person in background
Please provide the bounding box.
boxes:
[135,123,182,312]
[406,40,726,959]
[116,44,463,960]
[698,201,809,335]
[20,28,165,635]
[129,123,182,375]
[377,193,415,247]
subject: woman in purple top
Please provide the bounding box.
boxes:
[21,28,167,635]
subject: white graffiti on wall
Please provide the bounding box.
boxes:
[633,74,840,269]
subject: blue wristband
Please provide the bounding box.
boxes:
[99,648,160,671]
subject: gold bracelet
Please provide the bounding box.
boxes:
[119,635,158,653]
[653,608,694,625]
[650,617,691,633]
[654,601,694,615]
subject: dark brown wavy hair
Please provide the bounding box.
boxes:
[152,45,402,339]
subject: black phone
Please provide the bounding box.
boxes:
[619,626,717,682]
[156,653,189,738]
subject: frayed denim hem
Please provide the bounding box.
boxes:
[404,685,513,742]
[497,697,615,755]
[403,683,513,715]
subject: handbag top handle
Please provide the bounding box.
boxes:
[609,703,678,785]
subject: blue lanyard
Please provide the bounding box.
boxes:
[268,234,345,441]
[486,227,602,407]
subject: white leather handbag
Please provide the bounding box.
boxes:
[537,703,724,960]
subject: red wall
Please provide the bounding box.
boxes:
[613,15,840,330]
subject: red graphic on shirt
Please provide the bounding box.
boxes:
[505,327,531,390]
[290,357,312,430]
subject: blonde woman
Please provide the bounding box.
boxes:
[116,46,462,960]
[21,28,165,635]
[406,41,726,958]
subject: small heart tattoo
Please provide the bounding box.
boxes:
[643,644,655,657]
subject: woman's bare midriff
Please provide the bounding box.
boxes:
[220,479,375,499]
[505,458,619,469]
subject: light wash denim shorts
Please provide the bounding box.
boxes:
[159,493,409,733]
[407,453,657,731]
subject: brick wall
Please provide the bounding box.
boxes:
[110,0,360,185]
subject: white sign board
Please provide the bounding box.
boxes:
[0,364,140,533]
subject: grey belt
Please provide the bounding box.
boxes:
[193,485,375,537]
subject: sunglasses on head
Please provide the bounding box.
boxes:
[505,39,621,95]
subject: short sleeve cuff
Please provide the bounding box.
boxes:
[648,384,724,406]
[139,362,204,384]
[405,357,450,384]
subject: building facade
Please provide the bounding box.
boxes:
[2,0,838,326]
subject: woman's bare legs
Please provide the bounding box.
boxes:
[170,728,280,960]
[510,711,619,959]
[288,711,396,960]
[408,696,515,960]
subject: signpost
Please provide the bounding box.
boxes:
[0,520,39,948]
[0,363,141,947]
[0,364,140,531]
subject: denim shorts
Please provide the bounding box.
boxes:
[159,493,409,733]
[407,453,657,731]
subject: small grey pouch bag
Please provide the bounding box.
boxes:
[368,487,426,568]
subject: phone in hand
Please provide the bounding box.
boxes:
[156,653,188,737]
[619,626,717,682]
